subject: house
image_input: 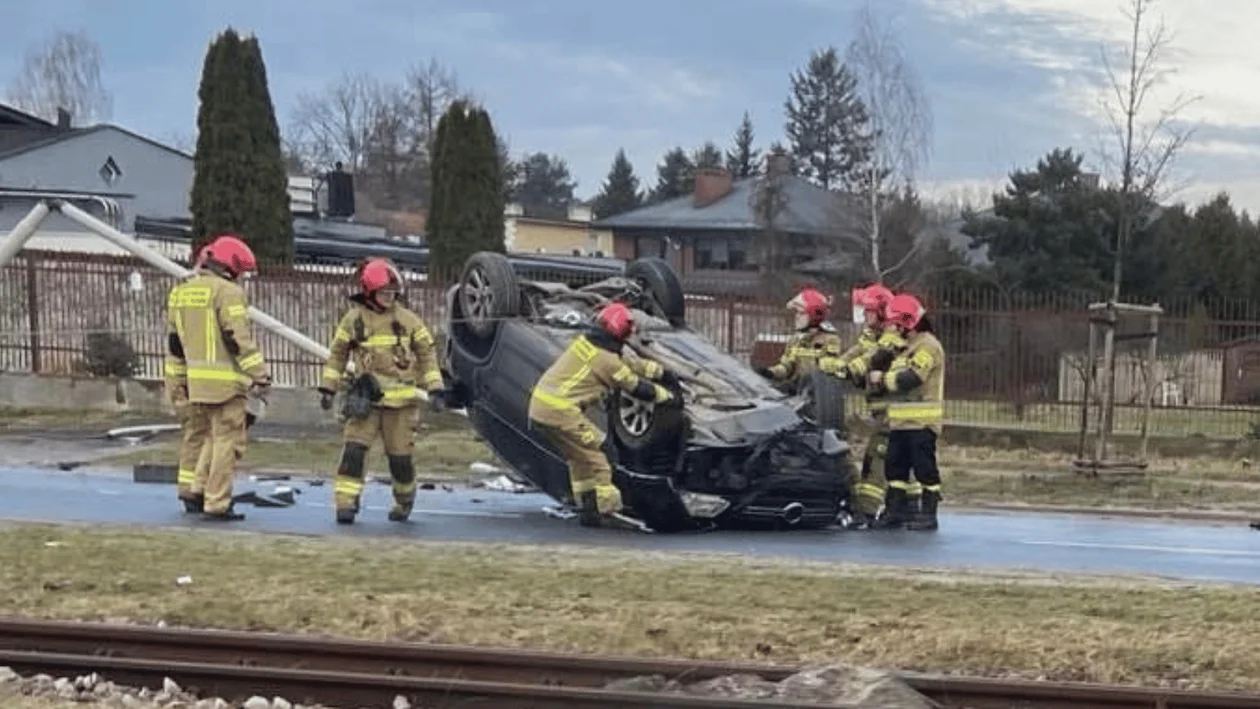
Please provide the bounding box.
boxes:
[591,154,866,291]
[505,202,613,256]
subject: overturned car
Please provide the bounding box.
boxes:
[441,251,852,532]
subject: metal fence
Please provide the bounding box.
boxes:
[3,249,1260,439]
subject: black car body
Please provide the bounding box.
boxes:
[441,251,851,532]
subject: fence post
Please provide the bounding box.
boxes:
[725,299,736,354]
[24,253,40,373]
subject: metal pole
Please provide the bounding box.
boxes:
[54,200,453,410]
[0,201,53,269]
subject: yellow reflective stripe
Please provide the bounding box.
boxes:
[334,477,364,496]
[856,483,884,500]
[187,369,253,385]
[164,361,186,377]
[413,328,433,346]
[910,348,936,370]
[333,328,351,343]
[532,387,579,411]
[237,352,264,370]
[363,335,402,348]
[612,366,635,385]
[907,481,924,494]
[571,336,598,362]
[381,386,419,403]
[921,484,942,493]
[888,480,911,490]
[394,481,417,496]
[205,305,217,364]
[173,287,211,307]
[887,402,943,420]
[177,469,197,485]
[226,304,247,318]
[422,370,443,389]
[642,361,662,379]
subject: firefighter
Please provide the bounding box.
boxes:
[818,282,903,527]
[868,293,945,531]
[528,302,675,528]
[318,258,445,525]
[754,287,842,391]
[165,235,271,521]
[165,247,214,513]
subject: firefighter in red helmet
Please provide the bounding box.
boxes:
[528,301,676,529]
[318,258,446,525]
[867,292,946,531]
[818,282,908,527]
[755,287,842,391]
[163,235,270,521]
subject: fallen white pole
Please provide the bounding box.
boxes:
[0,201,52,270]
[55,200,459,412]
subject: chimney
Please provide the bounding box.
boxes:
[56,107,71,130]
[765,151,790,177]
[692,168,733,208]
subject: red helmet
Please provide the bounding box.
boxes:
[787,288,829,329]
[359,258,402,294]
[596,302,635,341]
[860,283,895,320]
[203,235,256,278]
[886,293,925,331]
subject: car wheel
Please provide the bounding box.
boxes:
[801,369,847,432]
[625,257,685,327]
[459,252,520,339]
[612,391,684,454]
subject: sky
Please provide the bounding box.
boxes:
[4,0,1259,212]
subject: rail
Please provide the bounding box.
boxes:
[0,618,1253,709]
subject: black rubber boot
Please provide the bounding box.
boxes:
[907,490,940,531]
[202,506,244,522]
[388,499,414,522]
[336,495,361,525]
[180,494,205,514]
[577,491,601,528]
[873,488,910,529]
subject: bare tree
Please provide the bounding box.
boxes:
[844,3,933,280]
[1100,0,1197,301]
[5,30,112,125]
[1092,0,1199,460]
[286,73,386,173]
[404,58,462,155]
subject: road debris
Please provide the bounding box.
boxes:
[0,665,335,708]
[606,664,937,707]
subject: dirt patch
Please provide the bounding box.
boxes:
[3,522,1260,692]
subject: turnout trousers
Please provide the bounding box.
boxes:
[533,415,622,518]
[333,404,418,522]
[881,428,942,530]
[175,403,213,506]
[188,396,249,515]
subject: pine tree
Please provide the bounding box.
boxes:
[784,46,872,190]
[691,141,724,170]
[726,111,761,178]
[239,37,293,262]
[592,148,643,219]
[648,147,693,203]
[428,100,505,280]
[189,28,293,262]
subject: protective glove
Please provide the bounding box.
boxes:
[428,389,448,413]
[251,373,273,391]
[318,388,336,411]
[659,369,681,387]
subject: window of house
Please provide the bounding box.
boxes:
[696,235,754,270]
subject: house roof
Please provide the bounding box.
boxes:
[592,174,864,242]
[0,123,193,163]
[0,104,54,129]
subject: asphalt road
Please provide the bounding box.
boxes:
[1,466,1258,585]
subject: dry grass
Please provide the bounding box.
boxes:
[0,407,155,432]
[2,523,1260,691]
[0,693,86,709]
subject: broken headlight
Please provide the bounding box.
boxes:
[679,491,731,519]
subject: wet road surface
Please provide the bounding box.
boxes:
[1,466,1258,585]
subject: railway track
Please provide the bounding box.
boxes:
[0,618,1254,709]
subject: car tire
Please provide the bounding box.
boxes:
[610,392,685,459]
[802,369,847,432]
[625,257,686,327]
[459,252,520,339]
